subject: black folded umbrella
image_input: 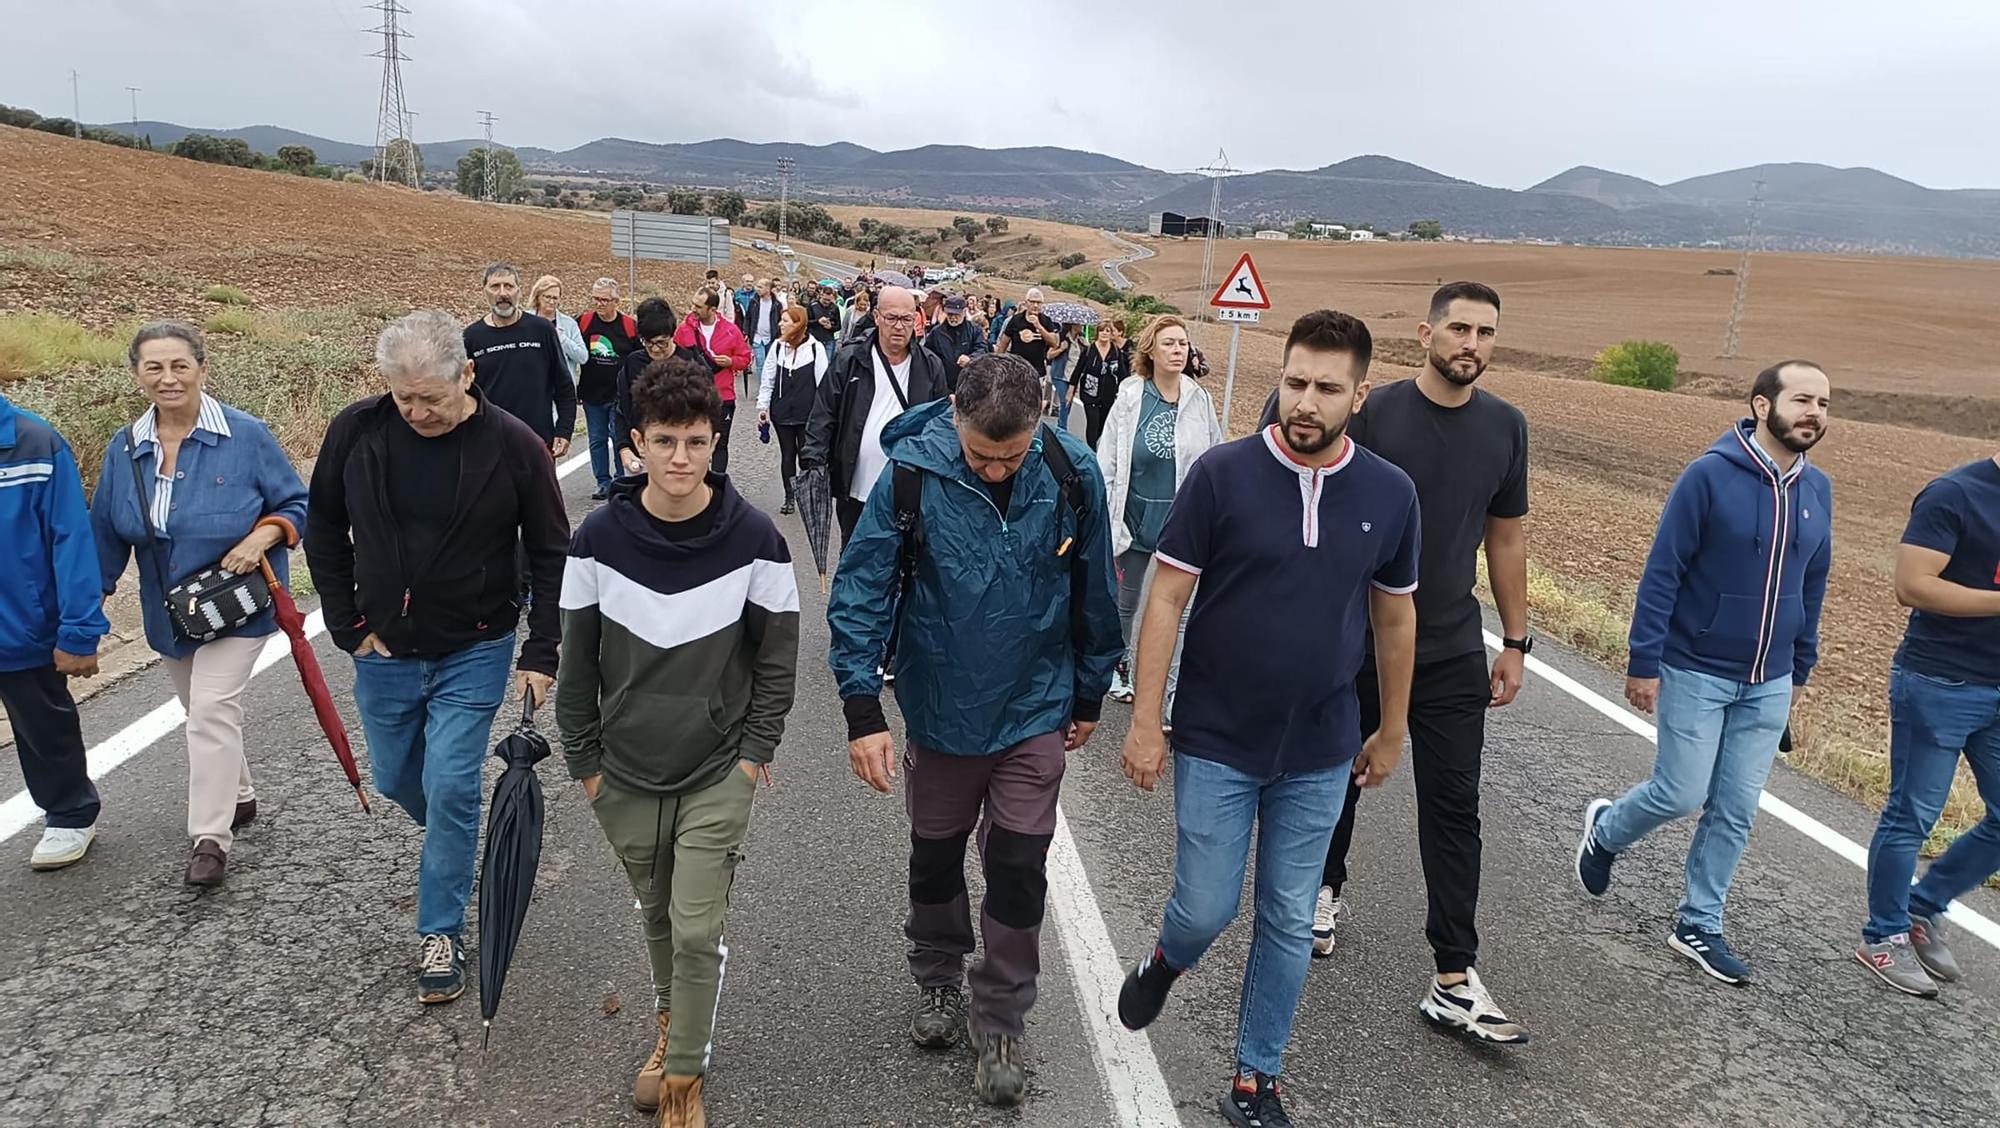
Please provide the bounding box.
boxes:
[479,693,552,1049]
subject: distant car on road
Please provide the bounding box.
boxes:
[751,239,773,251]
[776,244,795,257]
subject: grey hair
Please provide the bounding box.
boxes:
[127,320,207,368]
[375,310,468,385]
[482,261,519,284]
[591,276,620,296]
[955,354,1043,440]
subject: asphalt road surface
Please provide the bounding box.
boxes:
[1098,231,1155,292]
[3,402,1997,1128]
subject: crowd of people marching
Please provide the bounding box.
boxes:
[3,254,1999,1127]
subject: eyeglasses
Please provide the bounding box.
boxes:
[877,313,917,327]
[642,434,713,454]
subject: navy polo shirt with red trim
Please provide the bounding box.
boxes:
[1155,426,1420,777]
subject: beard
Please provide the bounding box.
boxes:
[1430,347,1486,387]
[491,299,517,319]
[1283,412,1349,456]
[1764,405,1824,453]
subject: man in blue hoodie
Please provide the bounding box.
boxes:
[828,353,1121,1109]
[1576,360,1832,985]
[0,393,111,871]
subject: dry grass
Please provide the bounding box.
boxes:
[202,283,252,306]
[0,313,128,380]
[202,308,257,336]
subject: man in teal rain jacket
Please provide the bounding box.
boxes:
[828,354,1120,1109]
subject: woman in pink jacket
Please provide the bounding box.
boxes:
[674,289,754,474]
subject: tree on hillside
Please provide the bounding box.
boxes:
[707,189,747,224]
[456,147,525,200]
[362,137,424,184]
[542,182,562,198]
[171,133,259,168]
[952,216,981,244]
[31,117,81,139]
[83,128,146,150]
[276,145,317,174]
[984,216,1009,236]
[0,104,41,128]
[1408,218,1443,240]
[665,186,705,214]
[951,245,980,264]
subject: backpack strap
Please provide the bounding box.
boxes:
[620,314,638,339]
[576,311,595,336]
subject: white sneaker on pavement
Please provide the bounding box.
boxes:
[1311,886,1344,958]
[31,824,96,871]
[1418,967,1529,1044]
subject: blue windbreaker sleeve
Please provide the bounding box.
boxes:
[90,443,134,601]
[1795,483,1832,685]
[1626,462,1710,680]
[826,466,904,701]
[48,438,109,656]
[1069,443,1122,709]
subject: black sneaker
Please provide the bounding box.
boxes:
[1118,946,1181,1031]
[971,1026,1026,1108]
[1668,921,1751,985]
[1221,1071,1293,1128]
[779,498,797,516]
[1576,798,1616,896]
[910,984,965,1049]
[417,933,465,1004]
[589,486,609,501]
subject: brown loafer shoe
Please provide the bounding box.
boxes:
[185,841,227,886]
[231,800,257,830]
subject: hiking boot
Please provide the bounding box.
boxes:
[1419,968,1529,1044]
[657,1073,705,1128]
[1311,887,1343,958]
[633,1010,672,1112]
[29,824,95,871]
[232,799,257,830]
[910,984,965,1049]
[1910,912,1963,983]
[1668,921,1750,985]
[971,1026,1026,1108]
[185,840,227,887]
[1108,665,1135,704]
[1855,935,1940,998]
[417,933,466,1004]
[1221,1071,1293,1128]
[1117,946,1182,1031]
[1576,798,1616,896]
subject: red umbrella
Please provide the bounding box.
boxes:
[260,558,370,812]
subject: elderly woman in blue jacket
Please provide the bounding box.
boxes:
[90,321,308,887]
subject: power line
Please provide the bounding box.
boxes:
[478,109,497,201]
[1720,178,1764,360]
[1193,149,1234,330]
[124,86,140,135]
[367,0,417,187]
[776,156,795,246]
[69,70,81,138]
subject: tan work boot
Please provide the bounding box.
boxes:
[632,1010,671,1112]
[657,1074,705,1128]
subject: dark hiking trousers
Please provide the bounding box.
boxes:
[0,666,100,829]
[904,730,1066,1039]
[1324,651,1489,974]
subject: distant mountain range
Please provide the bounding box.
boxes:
[88,120,2000,257]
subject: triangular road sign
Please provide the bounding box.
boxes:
[1209,252,1271,310]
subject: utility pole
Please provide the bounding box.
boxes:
[368,0,417,187]
[1720,178,1765,360]
[1193,149,1235,331]
[477,109,497,201]
[69,70,81,137]
[776,156,794,247]
[124,86,140,135]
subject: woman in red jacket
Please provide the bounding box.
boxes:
[674,289,754,474]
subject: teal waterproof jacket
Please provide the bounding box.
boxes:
[828,400,1122,756]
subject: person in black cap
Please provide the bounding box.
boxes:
[921,294,990,394]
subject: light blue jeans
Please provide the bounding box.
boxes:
[750,339,770,399]
[582,400,616,491]
[1158,751,1350,1077]
[352,635,514,938]
[1863,666,2000,941]
[1594,663,1791,933]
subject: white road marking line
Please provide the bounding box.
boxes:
[1485,630,2000,952]
[1,453,592,843]
[1047,805,1181,1127]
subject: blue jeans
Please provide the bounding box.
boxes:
[352,636,514,938]
[750,340,770,399]
[582,400,616,490]
[1157,751,1350,1077]
[1049,355,1072,430]
[1594,664,1791,933]
[1863,667,2000,941]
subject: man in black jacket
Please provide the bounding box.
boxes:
[921,294,989,393]
[801,286,950,544]
[305,309,569,1008]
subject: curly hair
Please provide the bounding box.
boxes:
[631,352,722,432]
[1132,314,1190,381]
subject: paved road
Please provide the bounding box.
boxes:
[3,411,1998,1128]
[1099,231,1154,291]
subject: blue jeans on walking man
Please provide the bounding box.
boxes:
[582,401,616,491]
[1863,667,2000,941]
[1156,751,1350,1077]
[1593,664,1792,933]
[352,635,514,938]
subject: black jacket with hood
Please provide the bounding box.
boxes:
[800,330,951,499]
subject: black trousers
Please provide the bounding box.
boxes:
[711,402,737,475]
[1084,402,1111,450]
[0,666,100,829]
[837,495,866,550]
[1327,650,1489,974]
[776,424,806,500]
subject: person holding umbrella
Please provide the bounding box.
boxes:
[306,309,569,1005]
[757,304,832,516]
[559,354,800,1126]
[90,321,309,887]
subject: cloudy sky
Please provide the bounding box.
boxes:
[6,0,1997,189]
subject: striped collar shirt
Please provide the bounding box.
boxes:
[130,393,232,529]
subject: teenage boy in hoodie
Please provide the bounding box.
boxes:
[1576,360,1832,986]
[557,352,800,1128]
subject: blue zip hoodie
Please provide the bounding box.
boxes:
[0,395,110,672]
[1628,419,1832,686]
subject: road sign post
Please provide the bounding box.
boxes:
[611,210,731,298]
[1207,252,1272,433]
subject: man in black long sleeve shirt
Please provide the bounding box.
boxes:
[462,262,577,454]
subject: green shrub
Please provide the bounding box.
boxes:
[1592,340,1679,391]
[1046,271,1122,305]
[204,308,258,336]
[0,313,128,379]
[1123,293,1178,316]
[1056,251,1085,269]
[203,284,252,306]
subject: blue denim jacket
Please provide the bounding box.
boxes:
[90,400,309,659]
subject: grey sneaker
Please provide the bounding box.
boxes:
[30,824,95,871]
[972,1026,1026,1107]
[1855,935,1939,998]
[1910,913,1962,983]
[910,984,965,1049]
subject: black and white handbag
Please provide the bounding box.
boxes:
[124,427,272,644]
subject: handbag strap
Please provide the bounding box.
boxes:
[123,426,174,606]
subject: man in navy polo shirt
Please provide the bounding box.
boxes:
[1115,309,1418,1128]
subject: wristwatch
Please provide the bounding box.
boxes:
[1502,635,1534,655]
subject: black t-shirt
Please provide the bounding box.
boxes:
[640,484,721,542]
[1003,311,1054,374]
[986,475,1015,517]
[1896,458,2000,684]
[577,311,640,406]
[464,315,567,441]
[383,410,466,574]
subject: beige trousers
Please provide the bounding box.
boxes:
[162,633,264,850]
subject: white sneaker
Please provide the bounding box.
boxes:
[1109,668,1135,704]
[1418,967,1529,1045]
[31,824,96,871]
[1311,887,1344,958]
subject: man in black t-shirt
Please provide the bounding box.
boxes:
[577,278,641,499]
[996,287,1061,375]
[462,262,578,454]
[1257,281,1533,1044]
